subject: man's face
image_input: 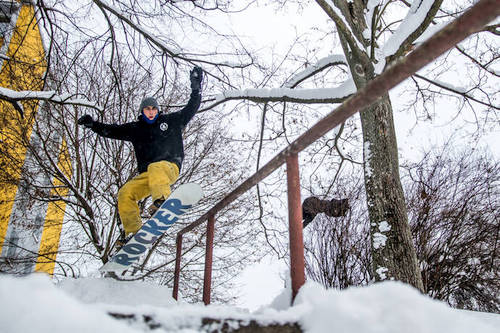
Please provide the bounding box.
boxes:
[143,105,158,120]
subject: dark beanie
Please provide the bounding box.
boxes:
[139,97,159,113]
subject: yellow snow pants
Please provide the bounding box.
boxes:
[117,161,179,234]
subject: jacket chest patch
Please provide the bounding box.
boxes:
[160,122,169,131]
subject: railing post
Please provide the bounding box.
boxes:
[286,153,305,303]
[173,234,183,300]
[203,215,215,305]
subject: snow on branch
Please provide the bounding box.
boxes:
[203,79,356,111]
[0,87,103,114]
[284,54,348,88]
[383,0,443,60]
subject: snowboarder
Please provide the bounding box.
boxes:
[78,66,203,245]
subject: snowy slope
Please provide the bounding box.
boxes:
[0,273,499,333]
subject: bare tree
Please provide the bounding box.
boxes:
[404,145,500,313]
[304,173,371,289]
[305,144,499,313]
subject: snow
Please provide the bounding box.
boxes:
[419,77,469,94]
[363,140,373,179]
[372,232,387,249]
[378,220,391,233]
[0,86,102,110]
[216,79,356,104]
[234,257,287,311]
[284,54,348,88]
[383,0,436,58]
[0,274,136,333]
[375,266,389,280]
[59,278,177,308]
[372,221,391,251]
[1,273,499,333]
[414,22,449,44]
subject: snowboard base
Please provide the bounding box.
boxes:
[100,183,203,273]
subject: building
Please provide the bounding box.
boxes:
[0,0,70,276]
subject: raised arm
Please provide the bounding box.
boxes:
[178,67,203,126]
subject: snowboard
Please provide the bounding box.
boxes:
[100,183,203,273]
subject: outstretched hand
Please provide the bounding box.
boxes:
[78,114,94,128]
[190,66,203,92]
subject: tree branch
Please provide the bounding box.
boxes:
[200,81,356,112]
[91,0,252,70]
[284,54,348,88]
[481,23,499,35]
[413,73,500,110]
[455,45,499,78]
[386,0,444,62]
[0,87,103,111]
[315,0,368,59]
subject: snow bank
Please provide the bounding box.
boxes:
[291,281,500,333]
[0,273,498,333]
[0,274,136,333]
[58,277,177,308]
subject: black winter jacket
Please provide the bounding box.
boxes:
[91,91,201,173]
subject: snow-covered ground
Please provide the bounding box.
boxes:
[1,273,499,332]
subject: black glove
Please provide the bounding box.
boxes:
[77,114,94,129]
[190,66,203,91]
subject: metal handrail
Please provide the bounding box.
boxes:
[172,0,500,304]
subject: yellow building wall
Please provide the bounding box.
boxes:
[0,3,71,275]
[35,138,71,274]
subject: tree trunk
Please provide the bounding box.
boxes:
[359,95,424,292]
[336,23,424,291]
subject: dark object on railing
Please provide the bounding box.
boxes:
[302,197,350,228]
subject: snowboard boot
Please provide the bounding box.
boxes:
[147,198,165,216]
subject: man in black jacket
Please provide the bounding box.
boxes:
[78,67,203,238]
